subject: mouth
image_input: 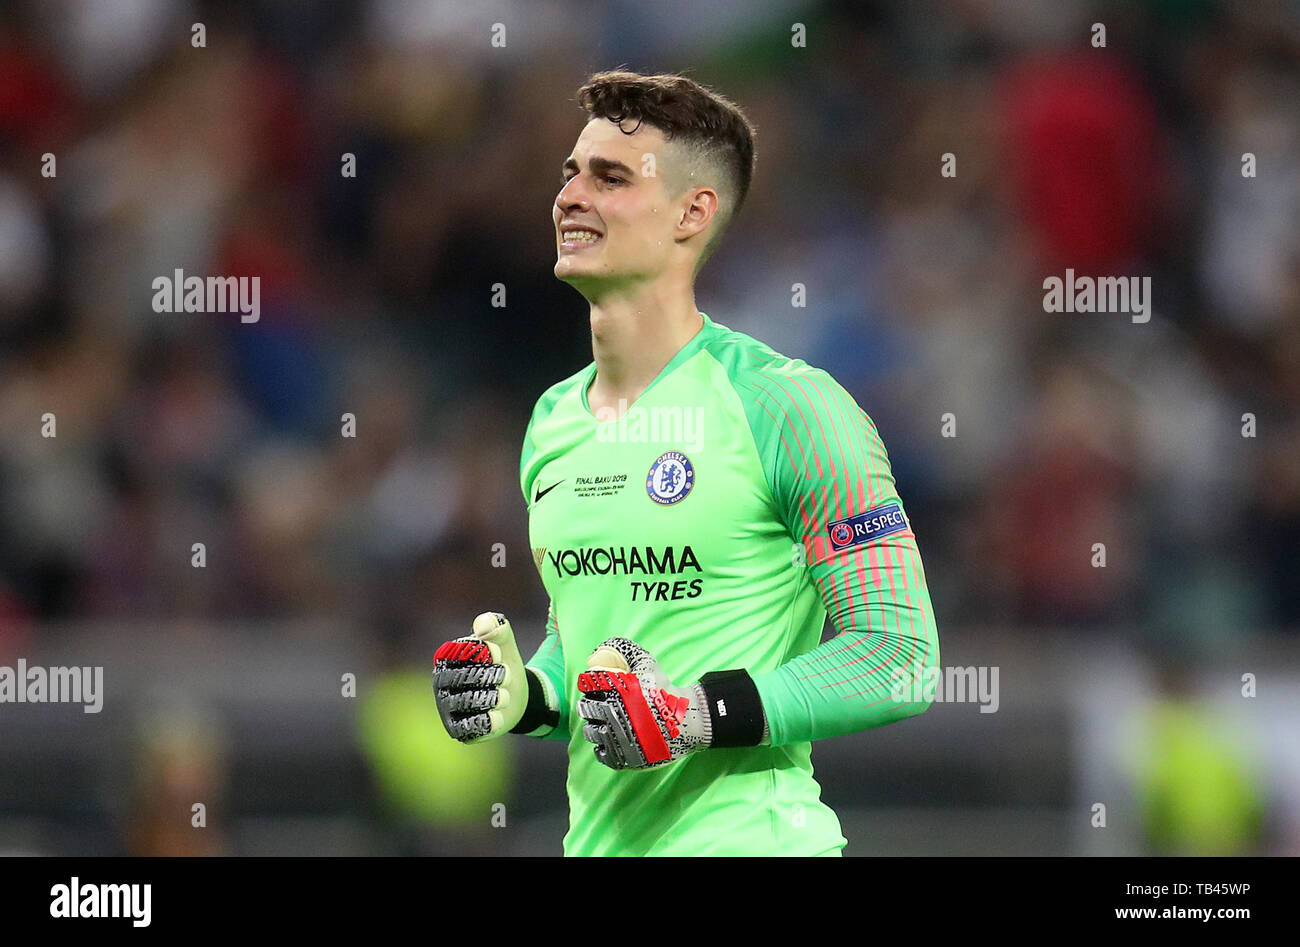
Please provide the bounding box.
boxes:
[558,227,604,253]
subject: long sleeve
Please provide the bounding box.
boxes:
[519,386,573,742]
[522,597,571,742]
[744,364,940,747]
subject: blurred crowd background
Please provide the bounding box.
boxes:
[1,0,1298,856]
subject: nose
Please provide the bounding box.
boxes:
[555,175,590,216]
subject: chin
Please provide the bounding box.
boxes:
[554,257,596,280]
[554,265,584,287]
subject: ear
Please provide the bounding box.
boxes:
[675,187,720,243]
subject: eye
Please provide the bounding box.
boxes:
[604,176,625,186]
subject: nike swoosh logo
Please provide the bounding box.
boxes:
[534,480,564,503]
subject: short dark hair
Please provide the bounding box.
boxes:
[576,71,756,259]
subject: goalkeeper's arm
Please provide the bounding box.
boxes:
[516,599,569,740]
[578,365,940,766]
[746,363,940,746]
[748,527,939,747]
[576,533,938,768]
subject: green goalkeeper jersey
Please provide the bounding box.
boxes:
[519,312,939,856]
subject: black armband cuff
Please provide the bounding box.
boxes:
[509,668,560,735]
[698,669,766,748]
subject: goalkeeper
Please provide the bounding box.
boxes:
[434,71,939,856]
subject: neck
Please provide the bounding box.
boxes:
[586,276,704,402]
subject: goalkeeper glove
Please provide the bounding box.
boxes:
[577,637,768,770]
[433,612,557,743]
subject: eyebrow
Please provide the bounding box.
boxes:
[562,155,637,178]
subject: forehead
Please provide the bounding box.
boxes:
[570,116,670,161]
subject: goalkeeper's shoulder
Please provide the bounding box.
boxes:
[697,320,851,418]
[520,361,595,499]
[526,361,593,424]
[701,332,865,453]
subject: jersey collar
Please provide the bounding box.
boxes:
[581,311,717,419]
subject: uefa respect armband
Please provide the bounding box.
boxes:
[826,501,909,551]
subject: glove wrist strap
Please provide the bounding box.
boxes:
[510,667,560,735]
[697,669,766,748]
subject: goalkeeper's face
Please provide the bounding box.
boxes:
[553,118,700,292]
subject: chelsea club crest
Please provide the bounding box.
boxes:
[646,450,695,505]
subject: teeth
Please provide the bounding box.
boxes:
[564,230,601,243]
